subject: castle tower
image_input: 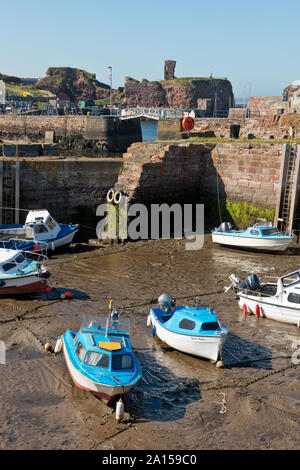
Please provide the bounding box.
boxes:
[164,60,176,81]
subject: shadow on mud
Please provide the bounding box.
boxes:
[125,349,201,423]
[223,333,273,369]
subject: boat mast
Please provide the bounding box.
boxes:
[106,300,113,337]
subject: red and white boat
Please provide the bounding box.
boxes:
[0,248,50,296]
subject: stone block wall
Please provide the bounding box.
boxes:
[116,141,283,210]
[11,158,123,221]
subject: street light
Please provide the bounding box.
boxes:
[108,66,112,111]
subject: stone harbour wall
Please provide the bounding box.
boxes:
[7,157,123,222]
[115,141,282,210]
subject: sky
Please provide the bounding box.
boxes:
[2,0,300,99]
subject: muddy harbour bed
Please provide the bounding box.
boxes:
[0,234,300,450]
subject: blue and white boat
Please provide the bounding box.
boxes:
[55,305,142,403]
[212,222,293,252]
[147,294,228,362]
[0,210,79,252]
[0,247,50,296]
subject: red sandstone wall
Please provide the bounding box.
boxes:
[0,115,87,141]
[116,141,282,209]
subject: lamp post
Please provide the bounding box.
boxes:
[108,66,112,111]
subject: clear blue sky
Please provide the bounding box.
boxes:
[2,0,300,99]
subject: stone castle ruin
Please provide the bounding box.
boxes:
[124,60,234,114]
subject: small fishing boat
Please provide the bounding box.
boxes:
[225,271,300,326]
[0,247,50,295]
[211,222,293,252]
[55,304,142,403]
[147,294,229,363]
[0,210,79,251]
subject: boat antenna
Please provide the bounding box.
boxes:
[106,300,113,337]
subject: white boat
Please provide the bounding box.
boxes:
[147,294,229,362]
[212,222,293,252]
[0,210,79,251]
[225,271,300,327]
[0,247,50,296]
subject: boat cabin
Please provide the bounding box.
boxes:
[25,210,60,240]
[67,316,136,373]
[153,305,222,335]
[0,249,29,275]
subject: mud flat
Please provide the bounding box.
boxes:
[0,235,300,450]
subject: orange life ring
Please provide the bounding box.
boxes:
[182,116,194,131]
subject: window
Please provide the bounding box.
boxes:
[201,322,219,331]
[75,343,86,361]
[47,217,57,230]
[287,293,300,304]
[179,318,196,331]
[35,224,48,234]
[250,229,260,236]
[2,262,16,272]
[261,229,279,236]
[15,254,25,264]
[112,354,133,370]
[84,351,110,368]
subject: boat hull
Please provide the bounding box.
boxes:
[237,292,300,326]
[0,275,48,295]
[61,337,137,403]
[48,227,79,250]
[150,312,228,362]
[212,233,292,252]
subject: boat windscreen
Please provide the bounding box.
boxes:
[80,315,130,334]
[282,272,300,287]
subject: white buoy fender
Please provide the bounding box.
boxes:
[54,338,63,354]
[113,191,122,205]
[116,398,124,422]
[147,314,152,327]
[107,188,115,203]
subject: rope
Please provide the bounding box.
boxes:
[214,147,223,224]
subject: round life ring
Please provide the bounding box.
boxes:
[182,116,194,131]
[106,188,115,203]
[113,191,122,205]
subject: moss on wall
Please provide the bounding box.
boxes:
[203,198,275,228]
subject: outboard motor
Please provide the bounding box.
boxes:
[216,222,232,232]
[238,274,260,292]
[158,294,175,312]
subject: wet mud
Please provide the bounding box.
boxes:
[0,235,300,449]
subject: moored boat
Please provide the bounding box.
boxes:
[212,222,293,252]
[55,305,142,403]
[225,271,300,326]
[0,247,50,296]
[147,294,228,363]
[0,209,79,251]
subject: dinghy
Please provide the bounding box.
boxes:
[212,222,293,252]
[225,271,300,326]
[55,304,142,403]
[147,294,228,362]
[0,210,79,251]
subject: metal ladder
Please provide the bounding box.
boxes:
[276,143,298,233]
